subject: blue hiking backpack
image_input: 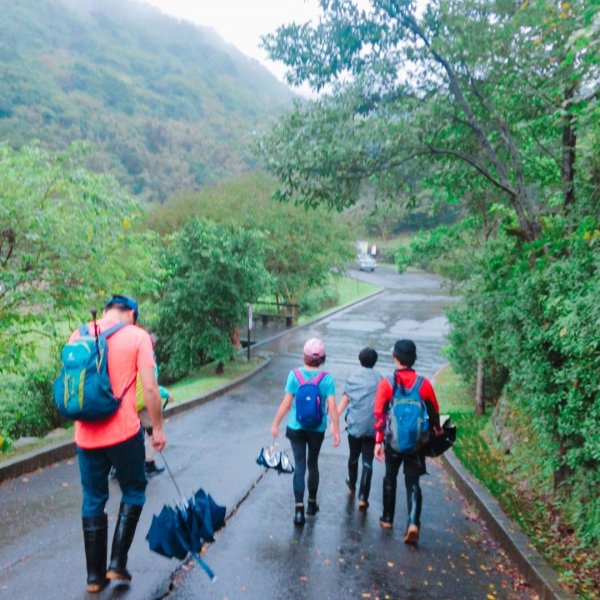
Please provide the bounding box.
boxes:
[386,375,430,453]
[293,369,326,429]
[53,319,136,421]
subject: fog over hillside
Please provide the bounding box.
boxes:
[0,0,295,201]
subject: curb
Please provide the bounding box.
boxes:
[441,450,577,600]
[0,357,271,485]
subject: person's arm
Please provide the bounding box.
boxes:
[336,393,349,418]
[374,378,393,462]
[327,395,340,447]
[421,378,442,434]
[139,366,166,451]
[271,392,293,438]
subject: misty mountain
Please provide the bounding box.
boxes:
[0,0,294,201]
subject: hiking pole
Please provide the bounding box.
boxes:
[91,308,100,353]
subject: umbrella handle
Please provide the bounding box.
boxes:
[159,451,186,503]
[191,552,216,582]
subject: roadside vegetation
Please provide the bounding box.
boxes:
[436,365,599,599]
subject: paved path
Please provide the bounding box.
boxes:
[0,269,537,599]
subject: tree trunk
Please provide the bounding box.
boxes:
[562,84,577,211]
[475,358,485,415]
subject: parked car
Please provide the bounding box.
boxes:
[357,253,377,272]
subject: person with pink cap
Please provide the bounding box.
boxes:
[271,337,340,526]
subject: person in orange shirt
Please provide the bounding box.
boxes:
[71,295,166,593]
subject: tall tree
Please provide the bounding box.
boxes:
[260,0,599,241]
[155,217,270,379]
[0,144,159,373]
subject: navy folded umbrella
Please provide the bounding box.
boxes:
[147,505,188,560]
[146,453,226,581]
[422,416,457,457]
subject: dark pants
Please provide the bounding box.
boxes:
[347,434,375,485]
[77,428,146,518]
[384,446,426,481]
[286,427,325,504]
[383,446,426,526]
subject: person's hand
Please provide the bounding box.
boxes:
[332,430,340,447]
[271,422,279,438]
[374,443,385,462]
[151,426,166,451]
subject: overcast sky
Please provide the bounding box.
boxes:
[140,0,323,85]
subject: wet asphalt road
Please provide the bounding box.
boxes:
[0,268,536,599]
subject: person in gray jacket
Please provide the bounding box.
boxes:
[337,347,382,510]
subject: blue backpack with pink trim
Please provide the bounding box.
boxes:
[293,369,326,429]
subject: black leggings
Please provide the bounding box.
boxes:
[286,427,325,504]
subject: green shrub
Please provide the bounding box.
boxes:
[299,283,339,315]
[0,366,65,441]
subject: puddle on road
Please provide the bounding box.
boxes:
[327,319,386,332]
[389,316,450,337]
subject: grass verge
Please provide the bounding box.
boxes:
[297,275,380,325]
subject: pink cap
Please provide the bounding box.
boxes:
[303,337,326,358]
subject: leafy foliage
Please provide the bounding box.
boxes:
[0,366,65,440]
[155,217,270,380]
[260,0,599,242]
[0,0,294,201]
[147,173,353,310]
[0,143,160,373]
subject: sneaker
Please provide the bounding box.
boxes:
[404,524,419,545]
[379,516,393,529]
[293,504,305,527]
[145,461,164,477]
[306,499,319,516]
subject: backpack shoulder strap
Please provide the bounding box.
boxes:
[98,322,128,342]
[414,375,424,391]
[294,368,306,385]
[78,324,89,336]
[311,371,326,386]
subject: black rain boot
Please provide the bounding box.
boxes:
[306,497,319,516]
[404,478,422,545]
[357,464,373,510]
[82,514,109,593]
[293,503,305,526]
[379,479,396,528]
[106,503,143,582]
